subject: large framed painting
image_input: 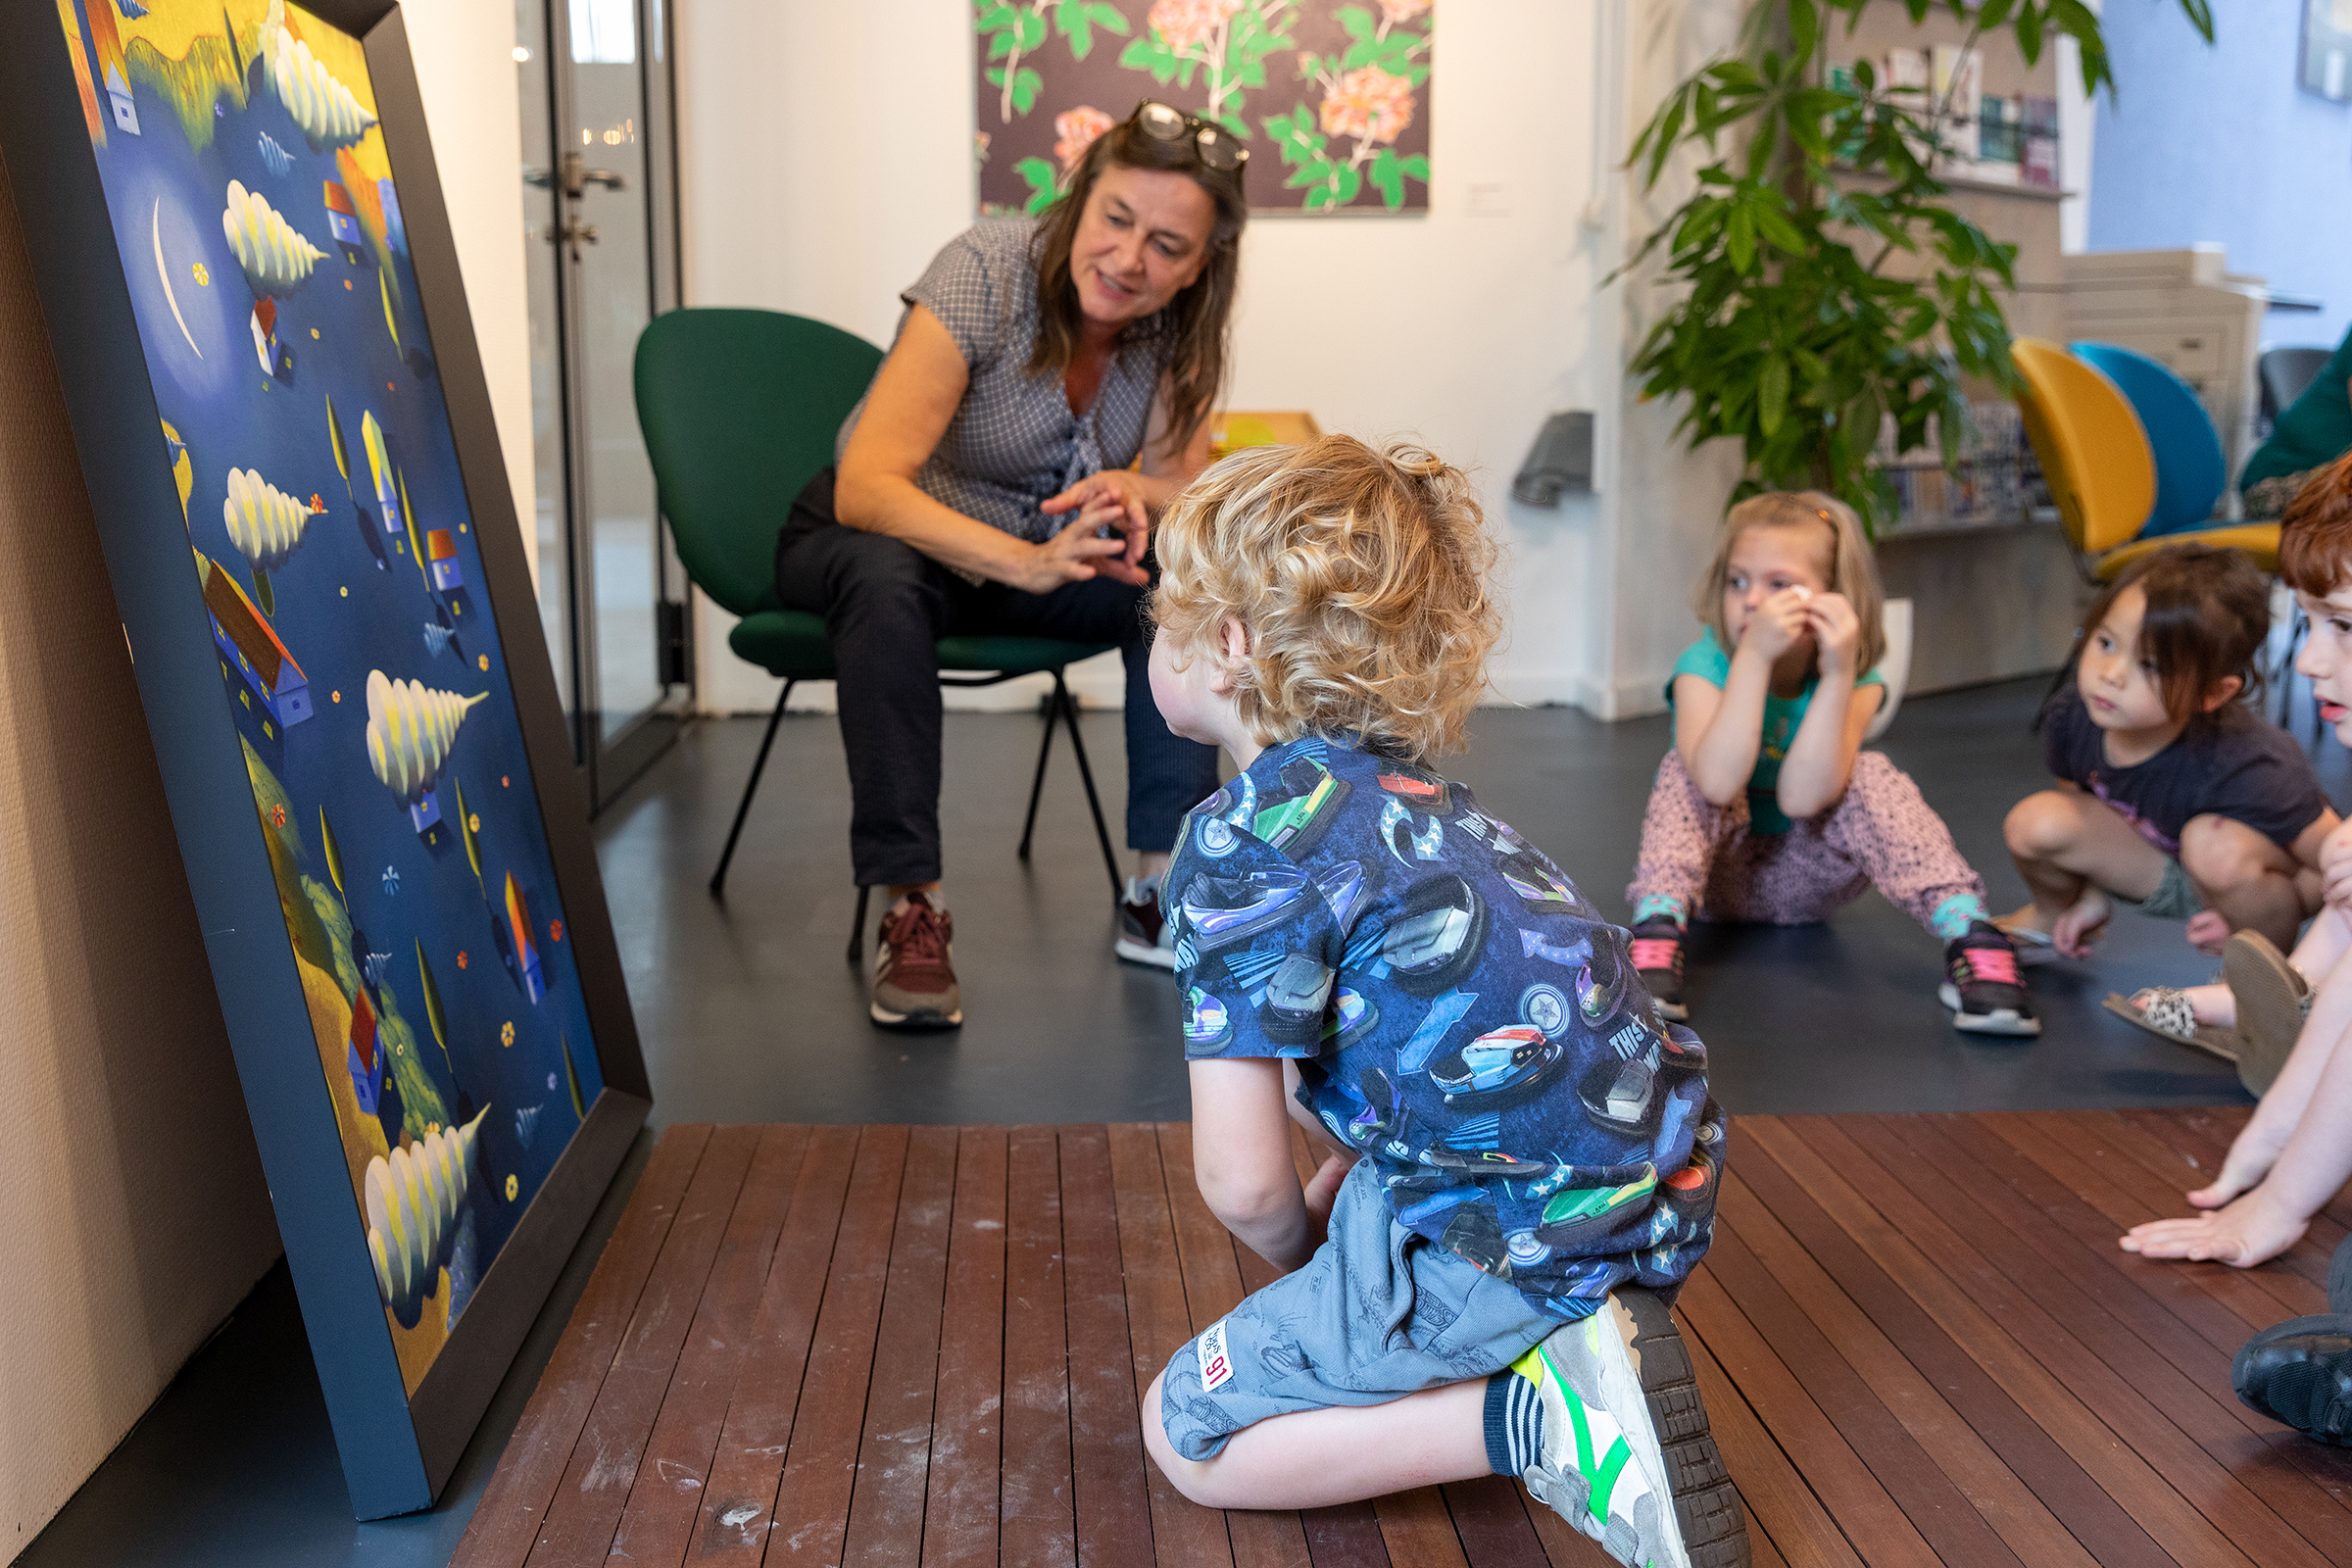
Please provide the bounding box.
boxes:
[974,0,1433,216]
[0,0,651,1519]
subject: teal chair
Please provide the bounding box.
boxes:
[2070,341,2228,537]
[634,307,1121,958]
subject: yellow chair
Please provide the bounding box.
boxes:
[2009,337,2278,581]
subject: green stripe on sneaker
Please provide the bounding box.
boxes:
[1590,1435,1632,1522]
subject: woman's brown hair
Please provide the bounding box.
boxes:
[2066,544,2272,725]
[1026,109,1246,462]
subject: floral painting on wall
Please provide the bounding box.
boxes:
[974,0,1432,216]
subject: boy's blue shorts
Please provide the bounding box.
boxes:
[1157,1158,1558,1461]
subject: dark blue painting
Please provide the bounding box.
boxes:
[57,0,604,1390]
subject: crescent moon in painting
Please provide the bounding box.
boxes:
[152,199,203,359]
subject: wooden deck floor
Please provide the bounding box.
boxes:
[449,1109,2352,1568]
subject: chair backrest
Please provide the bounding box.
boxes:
[2260,345,2334,427]
[2070,340,2226,536]
[2009,337,2155,557]
[635,309,885,617]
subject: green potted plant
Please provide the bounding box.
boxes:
[1622,0,2214,535]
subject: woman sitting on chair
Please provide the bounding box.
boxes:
[778,102,1245,1031]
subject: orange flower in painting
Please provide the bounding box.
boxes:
[1319,66,1416,144]
[1054,106,1115,172]
[1378,0,1431,23]
[1150,0,1242,54]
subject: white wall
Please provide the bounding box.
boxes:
[674,0,1637,717]
[402,0,537,584]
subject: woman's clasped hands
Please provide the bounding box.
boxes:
[1024,468,1153,592]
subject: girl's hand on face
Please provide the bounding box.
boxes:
[1804,592,1863,678]
[1739,587,1814,663]
[2321,819,2352,911]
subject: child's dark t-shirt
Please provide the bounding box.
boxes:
[1164,732,1724,1323]
[2040,687,2330,856]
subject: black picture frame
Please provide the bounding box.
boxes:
[0,0,649,1519]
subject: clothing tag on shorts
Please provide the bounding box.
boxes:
[1199,1320,1234,1393]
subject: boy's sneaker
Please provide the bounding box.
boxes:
[1938,921,2039,1036]
[1115,876,1178,968]
[1629,918,1688,1021]
[870,893,962,1029]
[1518,1289,1748,1568]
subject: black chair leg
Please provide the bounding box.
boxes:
[1017,677,1061,861]
[1053,672,1123,900]
[848,883,871,966]
[710,680,793,900]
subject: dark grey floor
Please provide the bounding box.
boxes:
[24,676,2343,1566]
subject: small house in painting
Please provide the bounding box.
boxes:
[102,64,138,135]
[426,529,462,592]
[322,181,365,264]
[248,297,292,382]
[347,985,382,1115]
[196,550,313,728]
[505,873,547,1004]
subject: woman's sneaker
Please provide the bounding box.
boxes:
[1630,919,1688,1021]
[871,893,962,1029]
[1115,876,1179,968]
[1517,1289,1748,1568]
[1939,921,2039,1036]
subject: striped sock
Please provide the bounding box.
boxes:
[1482,1368,1545,1476]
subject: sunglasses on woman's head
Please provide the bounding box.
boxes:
[1133,100,1248,172]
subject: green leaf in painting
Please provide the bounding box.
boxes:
[1397,154,1429,182]
[1010,66,1043,114]
[1370,147,1402,208]
[1014,155,1060,215]
[1336,4,1376,43]
[974,2,1016,30]
[1118,33,1179,82]
[1014,9,1048,50]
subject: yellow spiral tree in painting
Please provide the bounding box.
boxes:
[220,179,324,294]
[364,668,486,807]
[363,1108,486,1325]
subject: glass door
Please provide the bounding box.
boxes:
[517,0,690,809]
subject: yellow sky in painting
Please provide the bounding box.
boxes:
[107,1,392,189]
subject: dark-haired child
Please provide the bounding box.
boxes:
[2001,545,2338,997]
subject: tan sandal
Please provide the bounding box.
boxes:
[2223,931,2312,1098]
[2101,990,2239,1063]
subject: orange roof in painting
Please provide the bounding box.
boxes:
[197,551,305,689]
[323,180,356,216]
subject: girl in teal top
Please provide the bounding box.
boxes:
[1624,492,2035,1036]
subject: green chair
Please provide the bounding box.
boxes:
[633,307,1121,959]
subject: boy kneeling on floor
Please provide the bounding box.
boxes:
[1138,435,1746,1568]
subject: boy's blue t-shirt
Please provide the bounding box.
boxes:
[1666,630,1886,834]
[1165,732,1723,1322]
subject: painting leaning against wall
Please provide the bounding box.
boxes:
[50,0,608,1396]
[974,0,1431,216]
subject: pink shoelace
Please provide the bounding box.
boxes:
[1962,947,2021,986]
[1630,937,1680,970]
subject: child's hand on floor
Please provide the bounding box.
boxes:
[2118,1182,2307,1269]
[2048,887,2113,958]
[2183,909,2231,954]
[1801,591,1863,678]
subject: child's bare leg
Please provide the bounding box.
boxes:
[1142,1372,1490,1510]
[2002,787,2171,957]
[2148,902,2352,1029]
[2180,813,2307,954]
